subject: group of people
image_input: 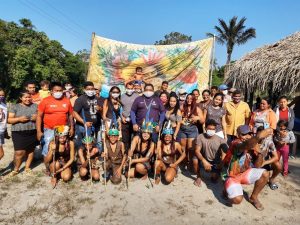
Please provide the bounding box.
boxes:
[0,67,297,210]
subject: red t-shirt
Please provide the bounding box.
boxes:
[38,96,73,129]
[279,108,289,122]
[31,93,41,105]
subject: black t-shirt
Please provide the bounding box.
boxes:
[74,95,102,126]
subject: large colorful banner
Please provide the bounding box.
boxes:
[87,34,213,94]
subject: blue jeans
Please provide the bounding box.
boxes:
[42,128,55,156]
[75,124,102,152]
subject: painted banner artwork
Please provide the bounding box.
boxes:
[87,34,213,94]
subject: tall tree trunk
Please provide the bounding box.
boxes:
[224,52,232,81]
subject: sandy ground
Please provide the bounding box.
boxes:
[0,129,300,225]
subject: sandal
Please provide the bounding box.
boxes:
[269,182,278,190]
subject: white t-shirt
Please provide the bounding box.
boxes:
[0,102,7,132]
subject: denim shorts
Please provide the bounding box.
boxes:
[0,132,4,145]
[179,125,198,139]
[42,128,54,156]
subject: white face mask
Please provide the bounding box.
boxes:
[144,91,154,98]
[53,92,63,99]
[179,95,186,101]
[85,90,96,97]
[126,89,134,96]
[206,130,216,137]
[111,93,120,99]
[222,90,228,95]
[65,85,72,90]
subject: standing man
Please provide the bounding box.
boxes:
[210,86,218,99]
[121,82,139,152]
[131,83,165,143]
[25,81,41,105]
[219,84,231,103]
[225,90,251,144]
[155,81,169,97]
[36,82,74,170]
[73,81,102,150]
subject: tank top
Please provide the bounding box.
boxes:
[55,142,70,162]
[161,142,176,164]
[135,138,151,158]
[107,100,121,120]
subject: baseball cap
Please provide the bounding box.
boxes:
[178,88,187,95]
[237,125,252,135]
[219,84,229,91]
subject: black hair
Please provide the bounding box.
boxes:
[144,83,154,90]
[213,93,224,107]
[278,96,288,101]
[126,82,134,87]
[211,86,218,90]
[202,89,211,95]
[17,90,31,103]
[261,98,272,105]
[277,120,288,128]
[192,89,200,94]
[24,80,36,87]
[232,90,242,96]
[166,94,180,117]
[136,67,143,72]
[83,81,94,88]
[162,81,168,85]
[159,91,169,98]
[40,80,50,87]
[50,82,63,90]
[205,119,217,128]
[256,126,264,133]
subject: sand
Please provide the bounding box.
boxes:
[0,131,300,225]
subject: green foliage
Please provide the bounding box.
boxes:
[207,16,256,65]
[0,18,87,100]
[155,32,192,45]
[211,66,224,86]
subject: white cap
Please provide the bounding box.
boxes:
[178,88,187,95]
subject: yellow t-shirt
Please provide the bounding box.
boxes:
[39,90,50,99]
[225,101,251,136]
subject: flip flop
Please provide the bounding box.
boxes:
[250,199,264,211]
[268,182,278,190]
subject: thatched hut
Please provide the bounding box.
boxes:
[227,32,300,105]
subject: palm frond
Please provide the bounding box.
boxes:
[237,28,256,45]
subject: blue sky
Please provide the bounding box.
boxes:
[1,0,300,66]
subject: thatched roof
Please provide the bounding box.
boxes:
[227,32,300,94]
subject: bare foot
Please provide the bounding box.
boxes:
[249,198,264,211]
[141,174,148,180]
[194,177,202,187]
[51,177,57,189]
[155,176,160,185]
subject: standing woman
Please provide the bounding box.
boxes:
[154,125,186,184]
[159,91,169,107]
[199,89,212,111]
[180,94,203,169]
[165,93,182,141]
[102,86,122,135]
[7,91,38,176]
[250,98,277,133]
[203,93,227,139]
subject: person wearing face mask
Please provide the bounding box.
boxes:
[63,82,73,99]
[0,88,7,163]
[225,90,251,144]
[121,82,139,153]
[103,86,123,138]
[130,83,165,143]
[219,84,232,103]
[193,119,228,187]
[36,82,74,173]
[73,81,102,150]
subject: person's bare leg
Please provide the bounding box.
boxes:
[269,162,282,184]
[79,167,88,179]
[155,160,165,184]
[180,138,187,168]
[193,158,202,187]
[25,150,34,170]
[231,195,243,204]
[14,150,25,172]
[91,169,100,181]
[61,168,72,182]
[135,163,148,179]
[0,146,4,161]
[187,138,195,171]
[250,170,269,210]
[165,167,177,184]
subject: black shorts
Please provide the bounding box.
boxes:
[12,130,38,151]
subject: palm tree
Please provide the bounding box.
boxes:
[207,16,256,69]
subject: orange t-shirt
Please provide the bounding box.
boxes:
[38,96,73,129]
[31,93,41,105]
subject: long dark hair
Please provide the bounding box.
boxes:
[166,93,180,116]
[182,94,197,118]
[212,93,224,107]
[140,132,152,152]
[108,86,122,106]
[17,90,31,104]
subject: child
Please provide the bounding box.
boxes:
[44,125,75,187]
[126,67,144,89]
[77,136,100,181]
[0,88,7,162]
[256,126,281,190]
[274,120,296,177]
[39,80,50,99]
[102,126,126,185]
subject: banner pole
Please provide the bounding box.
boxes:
[209,35,215,88]
[86,32,96,81]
